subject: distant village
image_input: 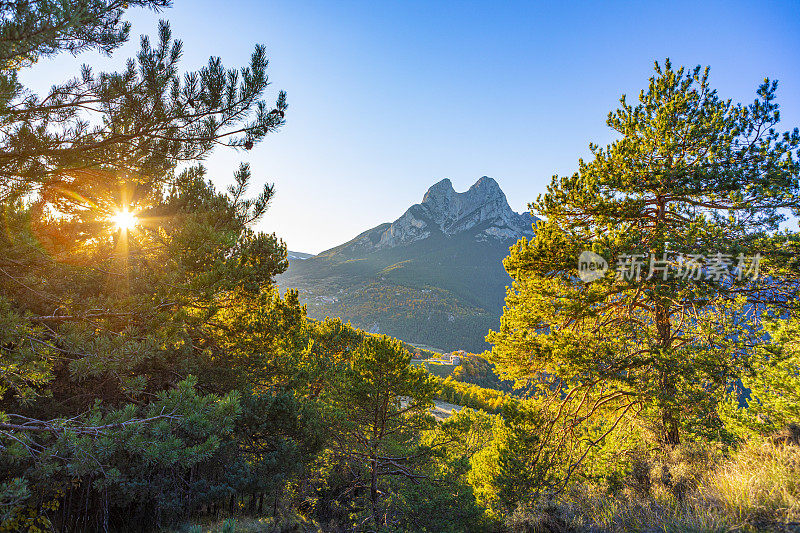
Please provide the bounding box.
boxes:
[426,350,465,365]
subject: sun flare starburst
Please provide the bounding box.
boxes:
[110,209,139,231]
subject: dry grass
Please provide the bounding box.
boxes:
[515,440,800,533]
[703,441,800,526]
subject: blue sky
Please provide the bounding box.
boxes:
[22,1,800,254]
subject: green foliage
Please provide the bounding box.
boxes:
[0,166,322,527]
[467,401,564,519]
[451,353,515,393]
[416,359,456,379]
[0,3,321,530]
[292,278,496,353]
[0,298,54,404]
[476,59,800,529]
[358,408,498,532]
[1,9,286,200]
[422,407,495,480]
[402,341,439,360]
[382,476,492,533]
[323,335,439,528]
[489,60,800,474]
[3,6,799,528]
[723,315,800,439]
[1,377,243,530]
[435,376,516,414]
[232,391,324,507]
[0,1,171,69]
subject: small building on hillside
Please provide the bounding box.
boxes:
[447,350,466,365]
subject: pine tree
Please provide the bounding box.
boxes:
[0,2,298,528]
[0,1,286,201]
[1,1,170,67]
[489,60,800,454]
[325,334,438,528]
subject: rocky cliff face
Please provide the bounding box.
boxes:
[343,177,536,254]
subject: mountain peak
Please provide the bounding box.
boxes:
[428,177,455,193]
[337,176,536,253]
[420,176,509,225]
[422,176,502,206]
[422,178,456,205]
[469,175,501,191]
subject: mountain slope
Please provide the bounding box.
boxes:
[277,177,537,352]
[287,251,314,260]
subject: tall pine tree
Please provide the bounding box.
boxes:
[489,60,800,451]
[0,2,299,529]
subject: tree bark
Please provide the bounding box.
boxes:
[370,455,379,527]
[654,194,680,447]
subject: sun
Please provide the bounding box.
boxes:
[110,209,139,231]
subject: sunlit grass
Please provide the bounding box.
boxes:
[704,441,800,524]
[536,440,800,532]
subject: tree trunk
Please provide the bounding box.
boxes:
[658,363,681,446]
[652,214,680,447]
[662,404,680,446]
[370,455,379,527]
